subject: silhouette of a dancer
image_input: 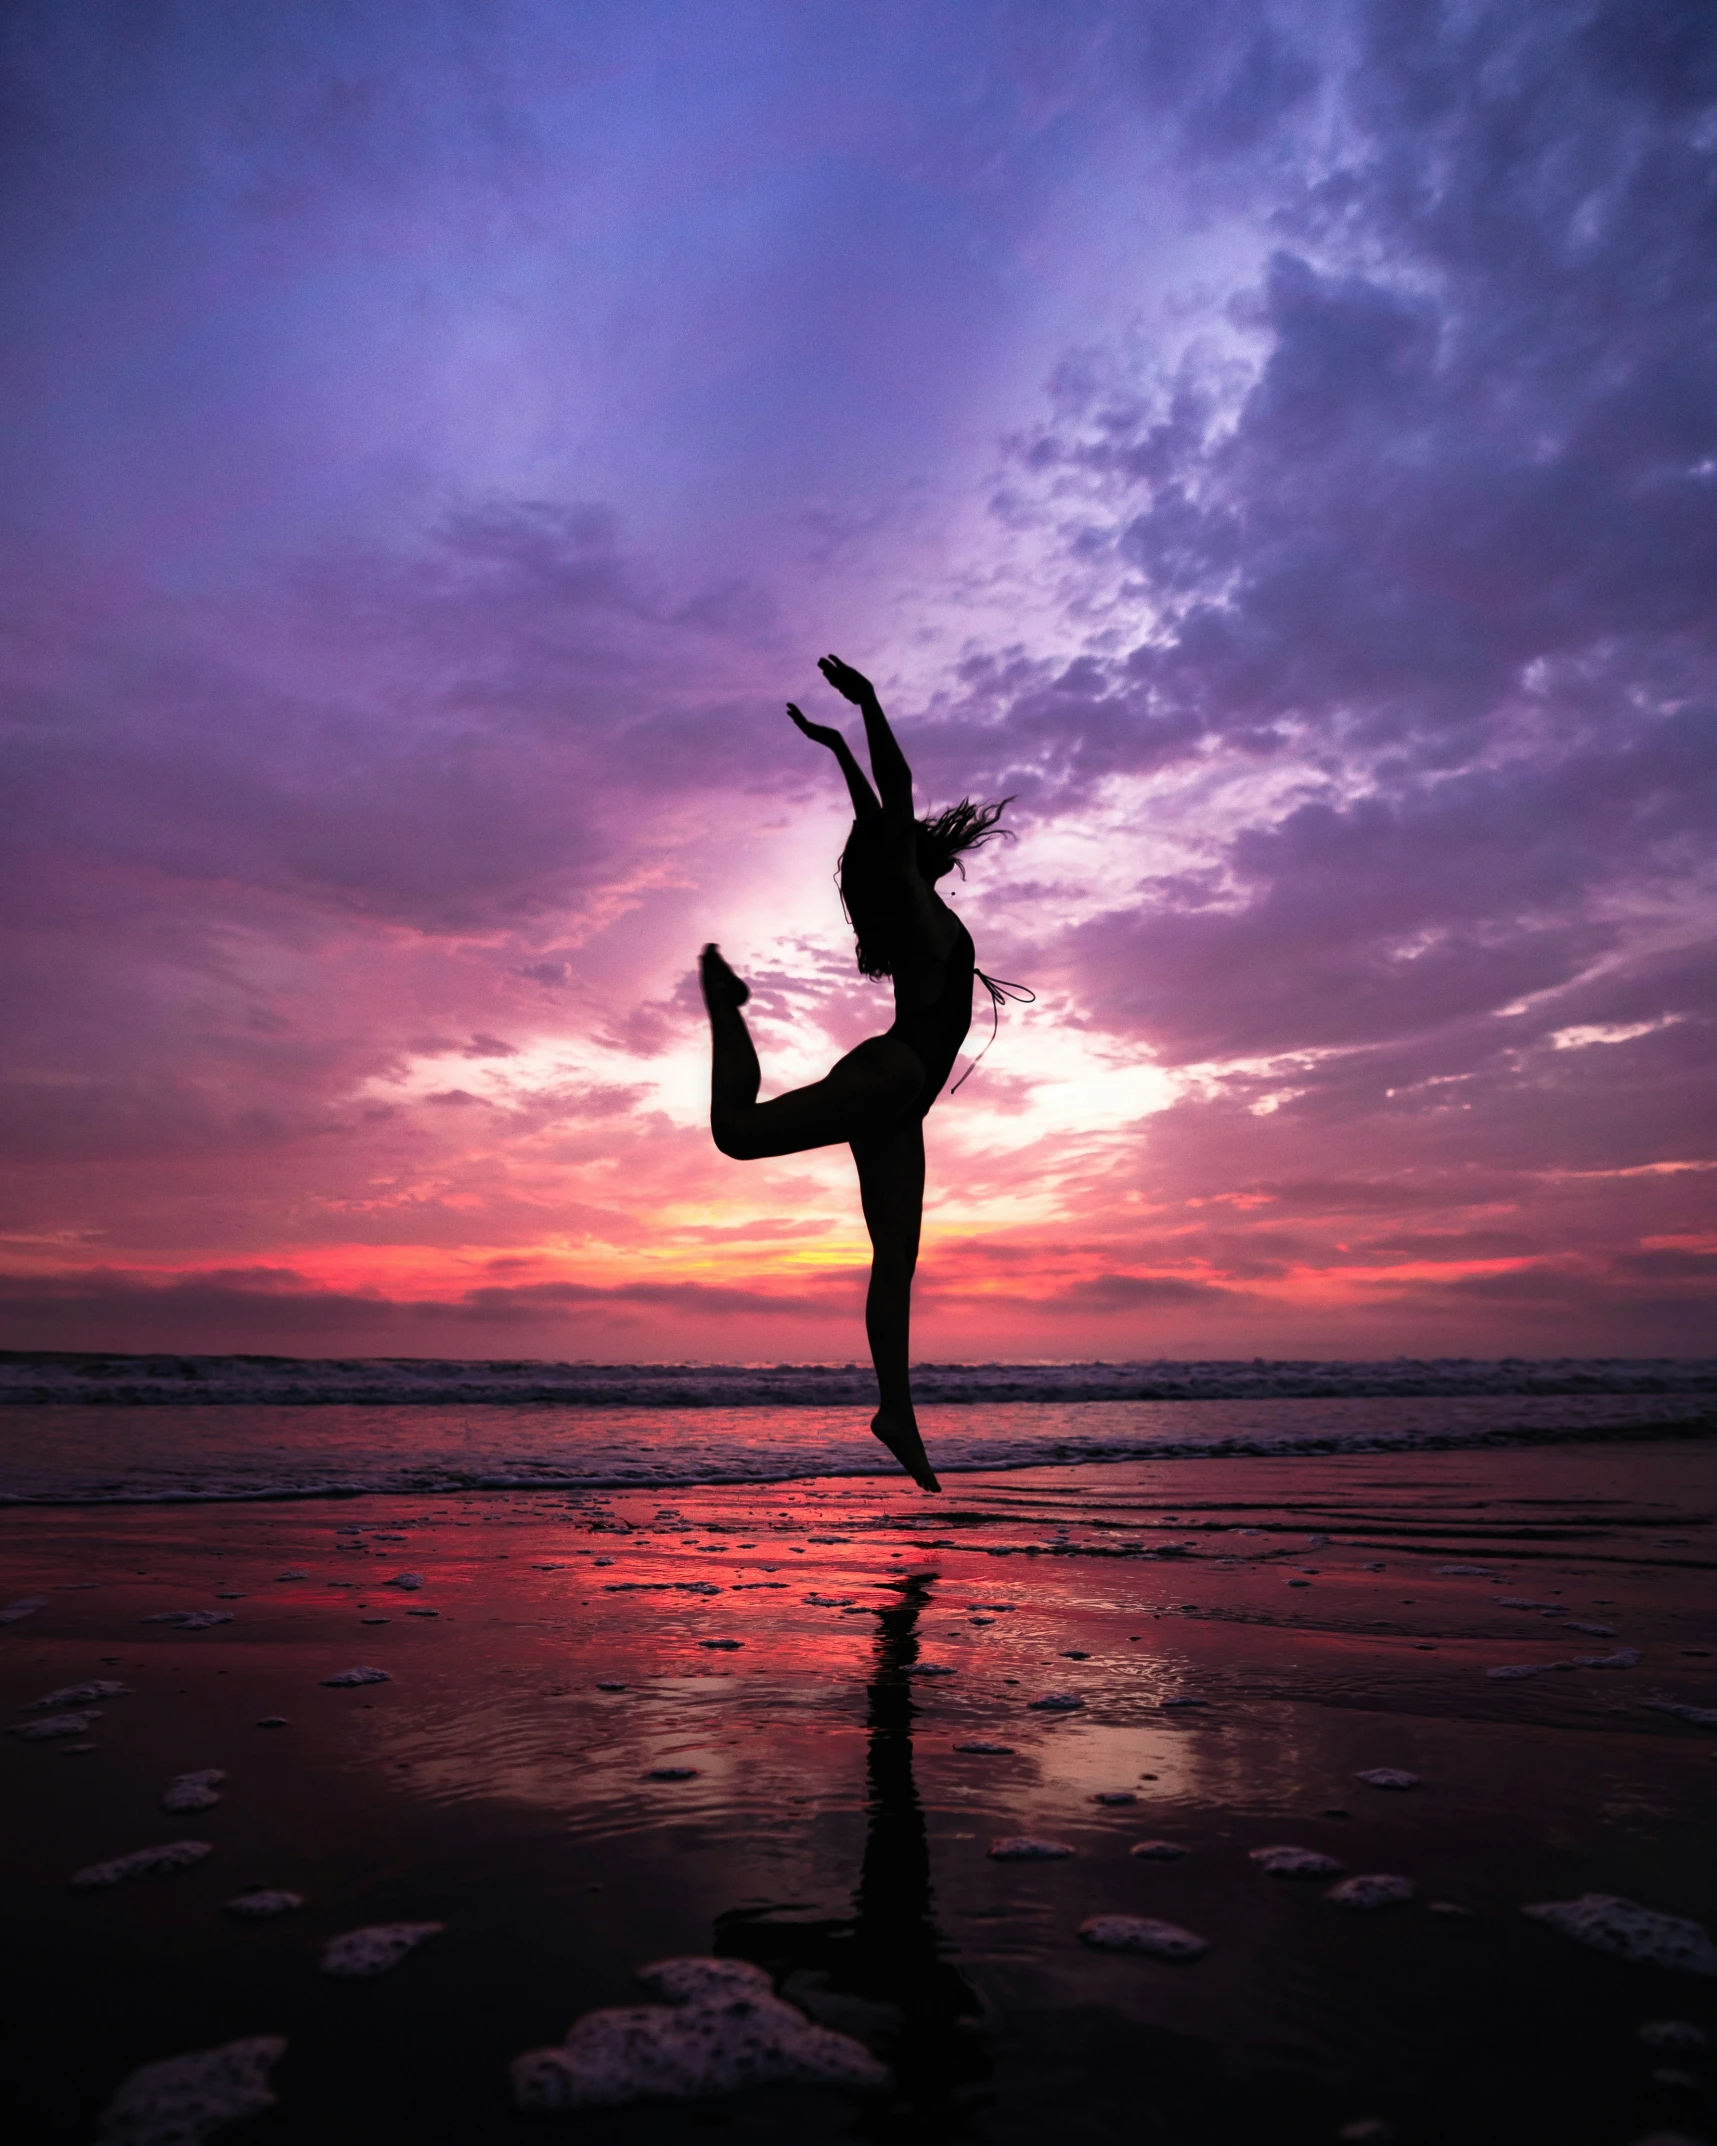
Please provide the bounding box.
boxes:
[700,655,1012,1493]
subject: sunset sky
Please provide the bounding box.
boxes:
[3,1,1714,1362]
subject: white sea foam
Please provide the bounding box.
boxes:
[1327,1874,1416,1909]
[98,2036,284,2146]
[1251,1845,1344,1878]
[319,1922,443,1977]
[23,1679,129,1710]
[225,1890,302,1918]
[1078,1915,1209,1960]
[71,1841,212,1889]
[509,1956,886,2110]
[12,1710,103,1741]
[1523,1896,1717,1976]
[162,1769,225,1813]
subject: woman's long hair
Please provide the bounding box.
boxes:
[838,797,1013,979]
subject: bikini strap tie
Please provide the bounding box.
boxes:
[950,969,1035,1093]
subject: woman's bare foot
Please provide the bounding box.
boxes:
[699,943,750,1012]
[871,1408,941,1492]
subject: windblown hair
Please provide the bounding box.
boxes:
[838,796,1014,979]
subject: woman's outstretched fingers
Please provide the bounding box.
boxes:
[788,703,842,748]
[818,653,875,704]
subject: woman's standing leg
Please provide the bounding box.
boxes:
[852,1117,940,1491]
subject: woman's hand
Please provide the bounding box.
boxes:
[787,702,845,750]
[789,701,882,818]
[817,653,877,707]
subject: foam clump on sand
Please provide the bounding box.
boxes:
[97,2034,285,2146]
[1638,2020,1708,2051]
[1645,1701,1717,1727]
[225,1890,303,1918]
[319,1922,444,1977]
[0,1595,48,1624]
[11,1709,103,1741]
[1078,1915,1209,1961]
[1028,1692,1083,1711]
[1250,1845,1344,1878]
[637,1959,763,2003]
[72,1841,213,1890]
[1327,1874,1416,1909]
[509,1955,887,2110]
[163,1770,226,1814]
[141,1610,233,1632]
[25,1679,130,1710]
[1523,1896,1717,1976]
[1574,1648,1641,1669]
[1437,1564,1499,1578]
[988,1837,1073,1860]
[1356,1768,1421,1790]
[1486,1664,1543,1680]
[1131,1840,1188,1860]
[319,1666,390,1687]
[385,1572,425,1590]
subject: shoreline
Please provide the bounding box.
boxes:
[2,1401,1715,1513]
[2,1394,1712,1513]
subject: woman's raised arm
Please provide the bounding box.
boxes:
[817,654,913,822]
[787,704,881,821]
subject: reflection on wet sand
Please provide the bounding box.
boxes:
[715,1572,990,2131]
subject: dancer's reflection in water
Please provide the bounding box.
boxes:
[714,1572,989,2133]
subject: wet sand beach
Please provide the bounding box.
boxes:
[3,1439,1714,2144]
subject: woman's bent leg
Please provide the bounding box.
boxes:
[706,1005,762,1125]
[702,951,924,1160]
[852,1118,939,1492]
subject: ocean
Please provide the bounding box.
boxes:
[1,1352,1711,1505]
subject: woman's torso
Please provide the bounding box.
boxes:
[886,901,974,1114]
